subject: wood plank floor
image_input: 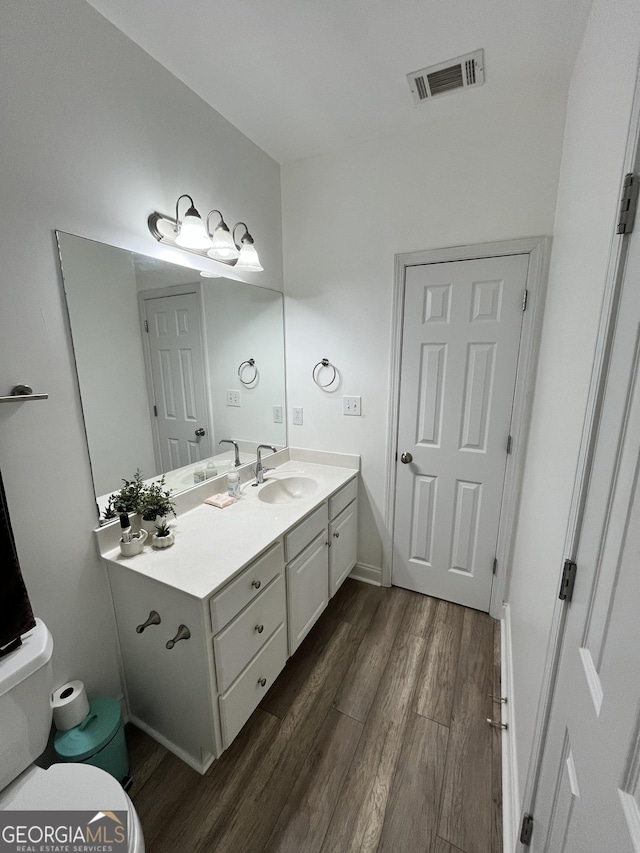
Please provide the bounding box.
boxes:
[127,579,502,853]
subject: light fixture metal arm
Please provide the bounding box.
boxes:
[232,221,252,249]
[175,194,196,232]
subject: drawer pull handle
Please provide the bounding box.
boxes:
[252,579,261,589]
[333,531,340,538]
[136,610,161,633]
[255,624,264,634]
[258,677,267,688]
[166,624,191,649]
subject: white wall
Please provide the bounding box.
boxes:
[506,0,640,806]
[0,0,282,697]
[281,88,569,573]
[59,235,156,497]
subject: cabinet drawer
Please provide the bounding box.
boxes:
[219,622,287,749]
[329,477,358,520]
[209,541,284,634]
[214,574,286,692]
[285,503,328,562]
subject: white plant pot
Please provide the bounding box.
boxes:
[152,531,175,549]
[141,514,169,533]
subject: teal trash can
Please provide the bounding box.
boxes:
[54,698,129,784]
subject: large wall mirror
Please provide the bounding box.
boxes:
[57,232,286,517]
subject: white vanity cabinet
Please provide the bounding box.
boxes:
[285,504,329,654]
[100,456,360,773]
[107,567,217,771]
[285,478,358,653]
[328,478,358,597]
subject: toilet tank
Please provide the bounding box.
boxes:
[0,619,53,791]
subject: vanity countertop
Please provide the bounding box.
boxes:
[99,457,358,600]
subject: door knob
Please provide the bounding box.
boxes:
[400,452,413,464]
[195,427,206,437]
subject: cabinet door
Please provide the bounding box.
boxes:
[329,498,358,597]
[286,531,329,654]
[108,568,215,772]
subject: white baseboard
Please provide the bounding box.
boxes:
[501,603,520,853]
[349,562,383,586]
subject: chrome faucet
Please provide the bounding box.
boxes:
[254,444,278,485]
[219,439,241,467]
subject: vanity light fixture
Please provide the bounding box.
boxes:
[148,195,264,272]
[207,211,240,261]
[173,195,211,250]
[233,223,264,272]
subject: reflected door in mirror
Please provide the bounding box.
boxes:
[143,291,211,471]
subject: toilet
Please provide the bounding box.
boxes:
[0,619,144,852]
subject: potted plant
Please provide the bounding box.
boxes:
[152,520,175,549]
[102,469,145,524]
[139,476,176,533]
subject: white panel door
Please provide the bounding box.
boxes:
[531,207,640,852]
[143,292,211,472]
[393,255,528,610]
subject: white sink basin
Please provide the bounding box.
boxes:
[257,476,318,504]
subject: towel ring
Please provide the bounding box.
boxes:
[312,358,337,389]
[238,358,258,386]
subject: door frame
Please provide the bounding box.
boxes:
[138,281,214,474]
[384,236,551,618]
[519,69,640,851]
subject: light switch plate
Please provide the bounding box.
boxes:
[342,396,362,416]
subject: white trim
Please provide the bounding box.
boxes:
[349,562,383,586]
[501,603,520,853]
[385,236,550,619]
[519,68,640,842]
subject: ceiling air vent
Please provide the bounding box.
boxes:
[407,49,484,105]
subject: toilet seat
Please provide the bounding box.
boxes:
[0,763,144,852]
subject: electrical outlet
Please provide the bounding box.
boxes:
[342,396,362,416]
[272,405,283,423]
[292,407,303,425]
[226,389,241,407]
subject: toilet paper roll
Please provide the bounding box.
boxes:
[52,680,90,731]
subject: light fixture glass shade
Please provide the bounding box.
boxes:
[234,240,264,272]
[175,210,211,250]
[207,225,240,261]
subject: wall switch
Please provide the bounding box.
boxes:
[227,389,241,407]
[292,407,304,425]
[342,396,362,416]
[272,405,283,423]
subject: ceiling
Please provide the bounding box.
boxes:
[85,0,593,165]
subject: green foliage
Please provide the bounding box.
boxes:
[102,495,118,521]
[102,471,176,523]
[104,469,145,519]
[139,475,176,521]
[154,521,172,538]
